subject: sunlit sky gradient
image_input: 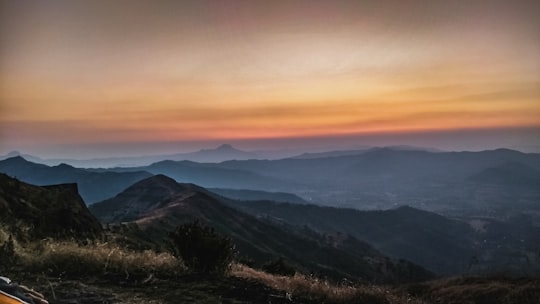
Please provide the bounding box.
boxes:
[1,0,539,157]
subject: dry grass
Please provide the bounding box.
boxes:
[16,240,185,280]
[8,233,536,304]
[0,228,10,242]
[404,276,540,304]
[231,264,426,304]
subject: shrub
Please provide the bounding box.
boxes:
[262,257,296,276]
[168,221,235,275]
[0,235,17,272]
[232,264,416,304]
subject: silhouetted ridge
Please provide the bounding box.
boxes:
[489,148,525,155]
[5,151,23,157]
[1,156,36,168]
[122,174,209,196]
[127,174,181,190]
[5,155,27,162]
[0,173,102,239]
[0,156,152,204]
[216,144,234,150]
[43,182,79,193]
[90,174,212,223]
[54,163,75,169]
[90,178,433,282]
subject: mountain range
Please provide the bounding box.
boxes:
[85,173,540,277]
[89,174,432,282]
[2,148,540,222]
[0,156,151,204]
[0,144,260,168]
[0,144,439,168]
[2,149,539,278]
[0,167,435,283]
[225,199,540,275]
[102,148,540,220]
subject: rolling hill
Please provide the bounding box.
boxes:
[224,199,540,276]
[3,148,540,220]
[102,148,540,219]
[112,159,299,191]
[0,156,152,204]
[90,175,432,282]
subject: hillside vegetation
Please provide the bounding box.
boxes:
[1,170,539,303]
[89,175,433,283]
[3,234,539,304]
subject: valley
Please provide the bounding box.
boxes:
[1,147,540,303]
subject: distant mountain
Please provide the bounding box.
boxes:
[289,149,371,159]
[0,144,260,168]
[225,200,540,275]
[169,144,258,163]
[0,156,152,204]
[0,145,443,168]
[90,175,432,282]
[0,173,102,239]
[113,159,300,191]
[469,161,540,187]
[0,150,45,164]
[213,148,540,215]
[289,146,442,159]
[84,148,540,219]
[6,148,540,219]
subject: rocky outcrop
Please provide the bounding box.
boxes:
[0,173,102,239]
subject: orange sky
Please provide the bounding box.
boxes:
[0,0,539,157]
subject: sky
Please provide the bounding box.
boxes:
[1,0,539,158]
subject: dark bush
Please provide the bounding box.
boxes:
[0,235,16,272]
[168,220,235,275]
[262,257,296,276]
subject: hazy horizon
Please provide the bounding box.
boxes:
[2,126,540,160]
[1,1,539,159]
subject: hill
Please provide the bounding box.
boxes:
[7,148,539,221]
[103,148,540,220]
[1,174,538,304]
[0,173,101,239]
[0,156,152,204]
[225,199,540,276]
[113,159,299,191]
[90,175,432,283]
[469,161,540,187]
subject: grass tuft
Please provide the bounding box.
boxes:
[231,264,426,304]
[17,240,185,280]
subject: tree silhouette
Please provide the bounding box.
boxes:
[168,220,235,275]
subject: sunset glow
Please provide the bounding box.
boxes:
[1,0,539,157]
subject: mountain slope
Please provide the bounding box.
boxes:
[106,148,540,217]
[170,144,258,162]
[207,188,308,204]
[468,161,540,187]
[0,173,102,239]
[225,200,540,275]
[90,175,432,282]
[114,159,300,191]
[0,156,152,204]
